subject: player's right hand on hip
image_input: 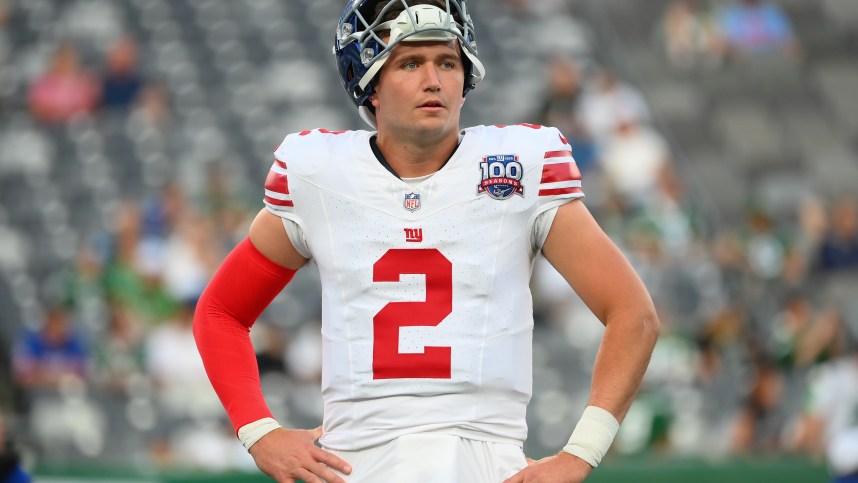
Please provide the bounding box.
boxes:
[248,426,352,483]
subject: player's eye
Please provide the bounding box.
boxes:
[402,61,418,69]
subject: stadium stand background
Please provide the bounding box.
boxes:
[0,0,856,480]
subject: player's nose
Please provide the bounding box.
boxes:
[421,65,442,92]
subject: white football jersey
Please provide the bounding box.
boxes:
[264,124,584,451]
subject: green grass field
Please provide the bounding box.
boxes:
[34,456,830,483]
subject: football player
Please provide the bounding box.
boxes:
[193,1,660,482]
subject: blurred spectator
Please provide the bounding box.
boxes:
[140,184,185,240]
[54,239,110,332]
[100,36,144,111]
[768,292,811,369]
[27,42,99,123]
[778,247,810,295]
[660,0,725,68]
[745,209,786,281]
[203,164,253,249]
[254,324,289,377]
[103,201,178,325]
[12,306,87,389]
[818,197,858,272]
[146,300,220,420]
[162,212,220,302]
[794,197,828,265]
[599,117,672,209]
[536,57,597,174]
[798,343,858,481]
[168,419,254,471]
[129,80,172,132]
[0,413,30,483]
[579,69,651,144]
[712,232,752,305]
[718,0,800,60]
[536,57,584,141]
[798,307,848,366]
[731,355,785,453]
[287,321,324,384]
[146,299,233,468]
[768,294,845,369]
[91,303,146,393]
[0,0,9,66]
[643,166,696,255]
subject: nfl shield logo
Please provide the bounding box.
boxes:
[404,192,421,212]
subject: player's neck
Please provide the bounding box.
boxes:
[374,129,460,178]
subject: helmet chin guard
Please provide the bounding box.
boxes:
[334,0,485,128]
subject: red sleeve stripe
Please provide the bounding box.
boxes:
[264,197,294,207]
[539,186,583,196]
[541,161,581,184]
[544,150,573,159]
[264,171,289,195]
[274,159,287,170]
[264,190,294,207]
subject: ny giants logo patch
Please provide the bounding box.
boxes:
[404,192,421,212]
[404,228,423,242]
[478,154,524,200]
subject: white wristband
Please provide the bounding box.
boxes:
[562,406,620,468]
[237,417,282,450]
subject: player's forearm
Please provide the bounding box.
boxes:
[587,307,660,422]
[192,238,298,433]
[194,300,274,432]
[559,306,658,468]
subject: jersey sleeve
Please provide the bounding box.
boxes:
[537,127,585,211]
[263,135,311,258]
[263,139,294,217]
[531,127,585,252]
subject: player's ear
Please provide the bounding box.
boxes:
[370,92,380,108]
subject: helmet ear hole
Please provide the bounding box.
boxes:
[347,64,355,82]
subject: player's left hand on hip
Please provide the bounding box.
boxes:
[248,426,351,483]
[503,452,593,483]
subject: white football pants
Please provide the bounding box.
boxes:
[326,433,528,482]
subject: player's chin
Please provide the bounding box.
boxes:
[414,108,448,122]
[410,116,447,132]
[414,110,456,127]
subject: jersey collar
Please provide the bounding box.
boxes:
[368,132,465,181]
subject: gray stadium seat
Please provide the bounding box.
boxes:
[680,150,750,224]
[713,103,787,172]
[780,105,843,160]
[815,60,858,137]
[822,0,858,33]
[0,126,53,176]
[807,144,858,196]
[642,80,704,125]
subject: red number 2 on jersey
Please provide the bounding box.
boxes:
[372,248,452,379]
